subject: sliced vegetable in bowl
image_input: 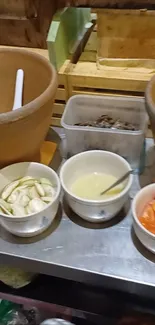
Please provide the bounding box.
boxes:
[132,184,155,253]
[0,176,57,217]
[0,162,61,237]
[139,199,155,234]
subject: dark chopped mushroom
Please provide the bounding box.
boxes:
[74,122,92,126]
[75,114,138,131]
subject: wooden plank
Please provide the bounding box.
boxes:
[98,9,155,60]
[80,51,96,62]
[55,88,66,100]
[72,89,143,98]
[79,30,97,61]
[58,74,65,85]
[84,31,97,52]
[146,128,153,138]
[0,0,56,48]
[0,0,37,19]
[53,103,65,114]
[57,0,155,10]
[59,58,71,72]
[98,58,155,69]
[69,74,147,92]
[58,59,71,85]
[51,116,61,127]
[0,0,26,18]
[0,19,45,48]
[68,61,150,93]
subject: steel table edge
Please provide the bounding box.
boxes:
[1,251,155,299]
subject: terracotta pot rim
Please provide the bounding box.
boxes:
[145,75,155,112]
[0,48,57,124]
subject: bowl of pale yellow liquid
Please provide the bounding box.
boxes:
[60,151,133,222]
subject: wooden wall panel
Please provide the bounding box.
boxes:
[57,0,155,9]
[0,0,56,48]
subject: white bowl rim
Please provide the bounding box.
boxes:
[60,150,133,204]
[0,162,61,220]
[132,183,155,238]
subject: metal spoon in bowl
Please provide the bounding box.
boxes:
[100,169,134,196]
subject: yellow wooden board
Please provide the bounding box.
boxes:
[97,9,155,60]
[68,11,154,95]
[40,141,57,166]
[55,88,66,101]
[53,103,65,114]
[72,89,143,98]
[84,31,97,53]
[51,117,61,127]
[68,61,151,93]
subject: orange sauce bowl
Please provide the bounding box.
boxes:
[132,184,155,253]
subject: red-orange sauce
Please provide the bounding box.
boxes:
[139,200,155,234]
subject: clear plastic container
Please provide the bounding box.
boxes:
[61,95,148,169]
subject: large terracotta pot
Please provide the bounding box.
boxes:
[0,48,57,167]
[145,75,155,141]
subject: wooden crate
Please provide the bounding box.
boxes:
[67,17,155,96]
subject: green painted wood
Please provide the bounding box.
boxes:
[47,7,91,71]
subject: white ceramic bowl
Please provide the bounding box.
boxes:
[60,150,133,222]
[0,162,61,237]
[132,184,155,253]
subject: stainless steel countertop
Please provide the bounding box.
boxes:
[1,127,155,298]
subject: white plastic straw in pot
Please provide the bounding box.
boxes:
[12,69,24,110]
